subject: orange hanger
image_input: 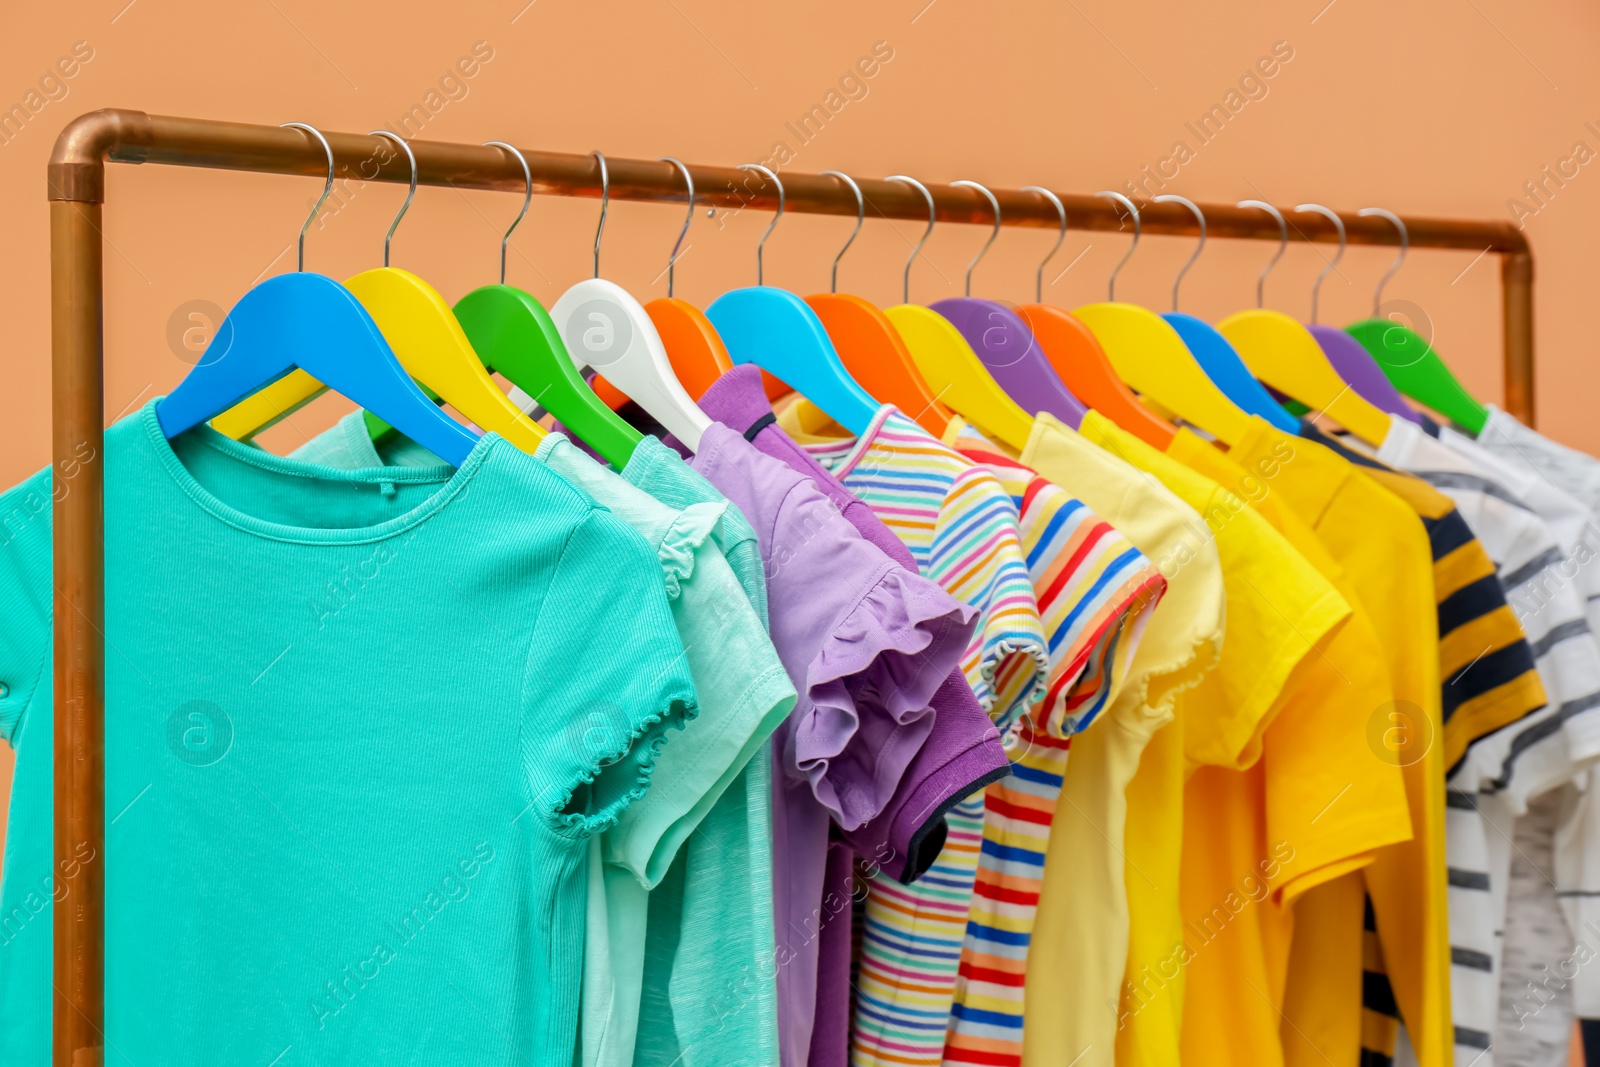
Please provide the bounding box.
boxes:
[1011,186,1173,448]
[804,171,951,437]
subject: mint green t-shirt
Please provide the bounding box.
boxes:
[292,418,792,1066]
[0,405,698,1066]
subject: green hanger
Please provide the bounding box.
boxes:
[1345,208,1489,434]
[452,144,641,466]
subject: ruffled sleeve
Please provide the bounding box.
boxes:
[655,500,728,601]
[790,560,977,831]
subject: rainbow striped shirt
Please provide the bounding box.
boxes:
[941,421,1166,1067]
[796,406,1050,734]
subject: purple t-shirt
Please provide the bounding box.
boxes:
[687,421,975,1067]
[690,368,1014,1067]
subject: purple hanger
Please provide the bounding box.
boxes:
[931,297,1088,428]
[1308,323,1423,425]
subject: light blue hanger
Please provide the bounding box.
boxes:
[157,122,477,465]
[705,162,880,435]
[1156,194,1298,432]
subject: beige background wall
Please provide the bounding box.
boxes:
[1,0,1598,886]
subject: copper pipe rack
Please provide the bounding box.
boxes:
[44,108,1535,1064]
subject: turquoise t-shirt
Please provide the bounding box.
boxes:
[291,418,792,1067]
[0,404,698,1066]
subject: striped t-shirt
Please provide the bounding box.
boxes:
[940,419,1166,1067]
[777,405,1049,1067]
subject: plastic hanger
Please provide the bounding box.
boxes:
[1011,186,1175,447]
[704,163,880,436]
[1072,191,1252,447]
[880,175,1036,452]
[1150,195,1299,432]
[1346,208,1487,432]
[459,146,642,466]
[213,129,545,455]
[928,179,1089,427]
[802,170,952,437]
[635,156,733,402]
[1216,204,1392,447]
[166,123,477,465]
[525,153,711,451]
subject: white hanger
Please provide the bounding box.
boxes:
[541,151,714,451]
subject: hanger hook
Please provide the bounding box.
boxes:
[591,151,609,279]
[820,170,864,294]
[483,141,531,286]
[1236,200,1287,308]
[1094,190,1141,302]
[1152,194,1206,312]
[737,163,784,286]
[1358,207,1408,315]
[366,130,416,269]
[950,180,1000,297]
[660,156,694,298]
[885,175,935,304]
[1295,203,1346,324]
[1021,186,1066,304]
[280,122,335,272]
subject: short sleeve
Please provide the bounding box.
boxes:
[0,469,54,747]
[927,464,1049,732]
[523,509,699,837]
[768,478,976,832]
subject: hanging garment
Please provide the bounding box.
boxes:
[1165,426,1412,1067]
[689,366,1015,1067]
[1371,411,1600,1067]
[776,402,1050,1067]
[1495,791,1577,1067]
[938,419,1168,1067]
[685,422,977,1067]
[0,405,702,1067]
[1003,413,1227,1067]
[1077,411,1355,1067]
[293,413,803,1067]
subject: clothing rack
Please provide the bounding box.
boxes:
[42,107,1536,1064]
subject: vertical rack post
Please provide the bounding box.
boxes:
[1502,251,1535,425]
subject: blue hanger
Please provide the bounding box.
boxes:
[704,163,880,436]
[1153,195,1298,432]
[156,123,477,466]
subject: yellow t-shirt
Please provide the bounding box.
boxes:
[1228,417,1452,1067]
[1166,427,1413,1067]
[1076,412,1352,1067]
[1005,413,1225,1067]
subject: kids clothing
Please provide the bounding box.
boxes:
[940,417,1167,1067]
[0,405,700,1067]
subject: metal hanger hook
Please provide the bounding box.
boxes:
[1236,200,1287,308]
[1295,203,1346,324]
[737,163,784,286]
[1152,194,1205,313]
[1094,190,1141,302]
[885,175,935,304]
[367,130,416,268]
[820,170,863,294]
[1021,186,1066,303]
[591,151,608,279]
[1358,207,1408,315]
[660,156,694,298]
[280,122,335,272]
[483,141,532,285]
[951,180,1000,297]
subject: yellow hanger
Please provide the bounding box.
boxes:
[1216,203,1391,448]
[879,175,1034,452]
[1071,191,1252,447]
[213,131,545,455]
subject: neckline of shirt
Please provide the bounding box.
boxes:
[139,400,498,546]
